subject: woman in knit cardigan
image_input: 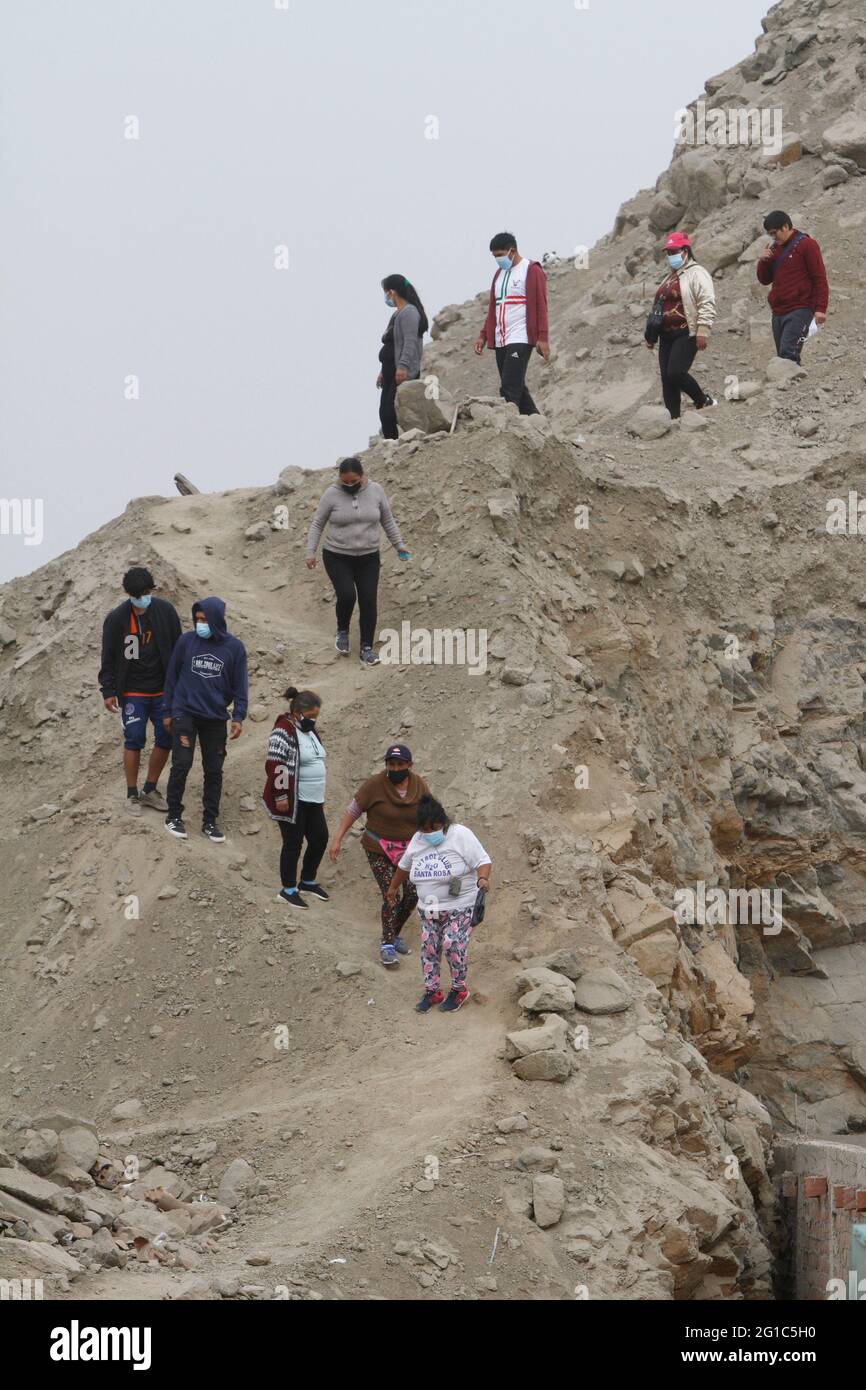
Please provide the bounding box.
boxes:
[328,742,431,968]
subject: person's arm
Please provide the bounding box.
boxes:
[756,248,775,285]
[693,266,716,340]
[377,487,405,554]
[395,306,421,378]
[229,644,248,735]
[266,724,294,813]
[99,611,118,707]
[305,492,334,560]
[807,239,829,317]
[329,791,365,860]
[167,604,182,647]
[531,263,550,355]
[475,281,495,352]
[385,865,409,904]
[161,638,183,724]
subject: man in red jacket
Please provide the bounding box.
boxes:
[756,211,829,365]
[474,231,550,414]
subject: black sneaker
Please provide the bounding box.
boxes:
[415,989,445,1013]
[439,987,470,1013]
[202,822,226,843]
[335,631,350,656]
[277,888,308,908]
[360,645,380,665]
[298,882,329,902]
[165,817,188,839]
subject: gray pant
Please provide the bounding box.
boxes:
[772,307,812,364]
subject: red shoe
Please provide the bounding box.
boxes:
[439,987,470,1013]
[415,990,445,1013]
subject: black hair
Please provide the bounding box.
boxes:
[338,457,364,476]
[763,210,793,232]
[417,794,449,831]
[123,566,155,597]
[382,274,429,336]
[283,686,321,715]
[489,231,518,253]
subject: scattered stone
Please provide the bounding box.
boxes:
[627,406,671,441]
[573,967,631,1015]
[110,1098,142,1121]
[217,1158,257,1209]
[395,379,452,434]
[532,1173,565,1228]
[335,961,362,978]
[495,1114,529,1134]
[20,1129,59,1177]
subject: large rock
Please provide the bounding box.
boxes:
[627,929,679,987]
[505,1012,571,1059]
[512,1050,571,1083]
[56,1125,99,1174]
[20,1129,59,1176]
[648,190,684,233]
[573,967,631,1015]
[0,1166,67,1212]
[627,406,671,441]
[32,1111,98,1136]
[668,150,727,220]
[823,114,866,169]
[217,1157,256,1209]
[0,1238,83,1285]
[517,967,576,1013]
[532,1173,565,1228]
[765,356,806,385]
[395,379,452,434]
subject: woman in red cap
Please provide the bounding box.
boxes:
[645,232,717,419]
[328,743,432,967]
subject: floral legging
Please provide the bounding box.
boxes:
[418,904,475,993]
[365,847,418,944]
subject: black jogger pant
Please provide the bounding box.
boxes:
[322,548,381,648]
[495,343,539,415]
[657,329,706,419]
[772,307,812,365]
[277,802,329,888]
[166,714,227,823]
[379,374,398,439]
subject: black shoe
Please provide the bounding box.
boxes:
[165,817,188,839]
[439,987,470,1012]
[202,822,225,843]
[298,881,329,901]
[415,990,446,1013]
[277,888,308,908]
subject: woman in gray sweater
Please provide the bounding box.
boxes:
[305,458,410,664]
[377,275,428,440]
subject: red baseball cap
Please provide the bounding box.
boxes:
[664,232,692,250]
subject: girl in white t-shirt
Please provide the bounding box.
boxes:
[386,795,492,1014]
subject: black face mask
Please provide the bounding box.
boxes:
[387,768,409,784]
[298,717,316,733]
[341,481,362,495]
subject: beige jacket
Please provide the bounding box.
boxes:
[675,260,717,337]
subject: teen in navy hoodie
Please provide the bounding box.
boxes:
[161,597,249,842]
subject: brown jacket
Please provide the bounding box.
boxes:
[355,770,431,845]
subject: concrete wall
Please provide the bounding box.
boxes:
[773,1137,866,1300]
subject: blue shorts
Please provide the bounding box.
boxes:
[121,694,171,751]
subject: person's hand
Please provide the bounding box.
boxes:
[229,721,243,740]
[275,796,289,814]
[395,368,408,385]
[376,373,383,389]
[695,335,708,351]
[397,549,410,561]
[328,838,342,863]
[759,243,774,261]
[814,311,827,326]
[305,556,317,569]
[645,340,655,351]
[103,696,119,713]
[385,884,399,906]
[536,339,551,362]
[163,716,172,730]
[477,877,490,891]
[473,336,485,356]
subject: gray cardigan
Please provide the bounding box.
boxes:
[393,304,423,378]
[306,479,405,558]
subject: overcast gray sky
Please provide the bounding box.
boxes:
[0,0,769,583]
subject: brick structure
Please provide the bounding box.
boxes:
[774,1138,866,1299]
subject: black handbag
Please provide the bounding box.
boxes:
[645,295,664,344]
[471,887,488,926]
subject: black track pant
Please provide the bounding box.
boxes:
[379,374,398,439]
[658,329,706,419]
[495,343,538,415]
[166,715,227,823]
[277,802,329,888]
[322,548,381,648]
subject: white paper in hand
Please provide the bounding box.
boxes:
[808,317,821,337]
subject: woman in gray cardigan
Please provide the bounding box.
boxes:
[305,458,410,664]
[377,275,428,440]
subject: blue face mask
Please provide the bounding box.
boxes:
[195,621,211,639]
[423,829,446,847]
[667,253,684,270]
[131,594,151,610]
[384,294,395,307]
[495,255,512,271]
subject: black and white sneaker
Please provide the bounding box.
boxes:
[298,881,330,902]
[335,630,350,656]
[165,817,188,839]
[202,822,225,843]
[360,645,380,665]
[700,393,718,409]
[277,888,308,908]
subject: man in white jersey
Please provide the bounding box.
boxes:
[474,230,550,415]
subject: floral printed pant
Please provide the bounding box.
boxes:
[365,847,418,944]
[418,903,475,993]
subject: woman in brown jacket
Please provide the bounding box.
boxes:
[328,742,431,968]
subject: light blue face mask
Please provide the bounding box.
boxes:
[495,255,512,271]
[195,622,211,639]
[384,294,395,307]
[667,253,684,270]
[131,594,152,610]
[423,829,446,847]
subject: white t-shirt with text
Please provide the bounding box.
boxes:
[398,823,491,915]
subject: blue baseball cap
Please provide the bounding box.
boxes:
[384,743,412,762]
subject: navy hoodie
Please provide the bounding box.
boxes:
[162,597,249,722]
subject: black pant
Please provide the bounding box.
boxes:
[658,330,706,418]
[772,307,812,364]
[166,715,227,823]
[322,549,381,648]
[278,802,329,888]
[379,373,398,439]
[495,343,538,415]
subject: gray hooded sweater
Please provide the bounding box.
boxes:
[305,478,405,558]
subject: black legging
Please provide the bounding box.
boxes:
[658,330,706,419]
[278,802,328,889]
[379,373,398,439]
[322,549,381,647]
